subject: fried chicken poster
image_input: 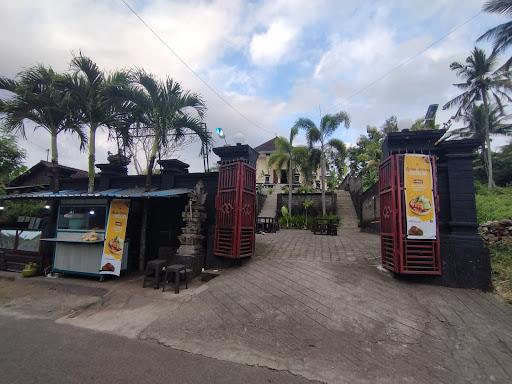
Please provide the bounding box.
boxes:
[404,154,436,240]
[100,199,130,276]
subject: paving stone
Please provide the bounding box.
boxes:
[138,229,512,384]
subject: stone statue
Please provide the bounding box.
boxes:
[176,180,208,274]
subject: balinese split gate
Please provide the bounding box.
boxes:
[378,130,491,290]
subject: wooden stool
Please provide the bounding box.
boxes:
[162,264,189,294]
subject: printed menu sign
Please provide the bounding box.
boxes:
[404,154,436,239]
[100,199,130,276]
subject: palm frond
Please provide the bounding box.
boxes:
[293,117,317,133]
[306,127,321,147]
[483,0,512,15]
[70,52,103,86]
[289,125,299,144]
[268,152,289,170]
[0,77,18,93]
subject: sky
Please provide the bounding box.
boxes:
[0,0,508,173]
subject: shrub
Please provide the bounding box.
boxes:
[297,186,313,194]
[277,213,340,229]
[268,187,273,195]
[278,214,315,229]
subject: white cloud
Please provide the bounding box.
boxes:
[249,20,298,66]
[1,0,509,175]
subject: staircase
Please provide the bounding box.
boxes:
[258,186,281,218]
[336,190,359,228]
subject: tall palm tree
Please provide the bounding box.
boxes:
[0,65,86,191]
[442,47,512,188]
[478,0,512,69]
[127,70,209,190]
[448,103,512,177]
[294,112,350,215]
[66,53,131,193]
[268,127,299,214]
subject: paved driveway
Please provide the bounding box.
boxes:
[18,229,511,383]
[138,229,512,384]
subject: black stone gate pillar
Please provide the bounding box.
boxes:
[382,130,491,290]
[437,140,491,289]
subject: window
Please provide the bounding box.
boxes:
[280,170,288,184]
[264,174,270,184]
[0,229,41,252]
[0,230,16,249]
[294,173,300,184]
[58,206,107,231]
[17,230,41,252]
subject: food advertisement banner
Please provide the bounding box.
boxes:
[404,154,436,239]
[100,199,130,276]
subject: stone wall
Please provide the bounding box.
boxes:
[276,193,336,217]
[361,183,379,232]
[480,219,512,243]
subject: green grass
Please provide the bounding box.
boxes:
[488,242,512,303]
[475,182,512,302]
[475,182,512,223]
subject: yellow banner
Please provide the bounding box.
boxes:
[404,154,436,239]
[100,199,130,276]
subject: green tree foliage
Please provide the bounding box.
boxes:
[327,138,347,180]
[478,0,512,70]
[493,142,512,186]
[0,126,26,185]
[126,70,209,191]
[443,47,512,188]
[293,146,321,188]
[268,127,301,214]
[0,65,86,191]
[449,104,512,179]
[293,111,350,215]
[382,115,399,133]
[410,118,439,131]
[65,53,131,193]
[347,126,384,191]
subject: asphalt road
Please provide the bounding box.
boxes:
[0,314,316,384]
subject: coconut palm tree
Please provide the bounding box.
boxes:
[442,47,512,188]
[294,112,350,215]
[0,65,86,191]
[478,0,512,69]
[127,70,209,190]
[448,103,512,177]
[268,127,299,215]
[65,53,131,193]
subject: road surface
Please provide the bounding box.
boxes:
[0,314,316,384]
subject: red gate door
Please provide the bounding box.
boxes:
[379,154,441,275]
[214,160,256,258]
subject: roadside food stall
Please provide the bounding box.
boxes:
[42,198,129,279]
[0,187,191,280]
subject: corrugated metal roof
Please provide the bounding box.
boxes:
[0,187,191,200]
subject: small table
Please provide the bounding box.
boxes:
[163,264,188,294]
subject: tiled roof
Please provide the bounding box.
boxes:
[254,137,276,153]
